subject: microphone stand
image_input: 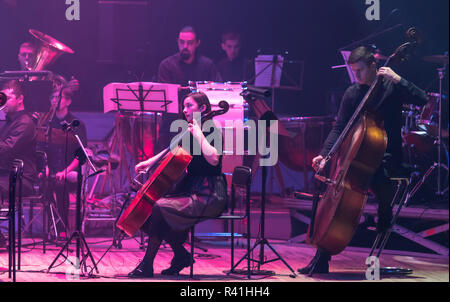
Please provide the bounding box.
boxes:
[47,126,103,276]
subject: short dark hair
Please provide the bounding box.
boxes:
[348,46,375,65]
[19,41,36,50]
[221,31,241,44]
[179,26,198,40]
[1,80,24,98]
[61,86,74,99]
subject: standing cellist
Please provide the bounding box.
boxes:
[299,46,428,275]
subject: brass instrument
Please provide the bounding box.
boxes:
[28,29,75,72]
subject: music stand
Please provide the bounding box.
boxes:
[47,129,104,276]
[0,71,53,113]
[250,54,304,111]
[102,82,180,247]
[231,90,297,278]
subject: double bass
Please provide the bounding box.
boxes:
[117,101,229,237]
[307,29,421,255]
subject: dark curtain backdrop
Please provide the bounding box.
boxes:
[1,0,448,114]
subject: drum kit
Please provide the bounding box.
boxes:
[402,54,449,202]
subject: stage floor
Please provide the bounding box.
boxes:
[0,236,448,283]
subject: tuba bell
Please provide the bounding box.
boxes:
[28,29,75,72]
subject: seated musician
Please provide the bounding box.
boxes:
[299,46,428,275]
[216,30,254,83]
[128,92,227,278]
[0,80,37,247]
[35,84,87,237]
[157,26,222,86]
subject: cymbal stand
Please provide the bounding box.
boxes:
[435,66,447,195]
[411,65,449,198]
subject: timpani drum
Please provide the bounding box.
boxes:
[191,82,247,186]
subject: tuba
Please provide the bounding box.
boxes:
[28,29,75,72]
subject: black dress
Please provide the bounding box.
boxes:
[144,127,227,237]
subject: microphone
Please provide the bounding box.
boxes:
[60,119,80,131]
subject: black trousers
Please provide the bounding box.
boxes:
[369,152,408,216]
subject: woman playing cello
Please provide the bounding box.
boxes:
[128,92,227,278]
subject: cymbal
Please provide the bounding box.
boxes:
[422,54,449,65]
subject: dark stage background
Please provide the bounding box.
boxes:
[1,0,448,115]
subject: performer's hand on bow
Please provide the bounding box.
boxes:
[188,118,205,142]
[135,160,150,174]
[55,170,67,182]
[312,155,326,172]
[377,67,401,84]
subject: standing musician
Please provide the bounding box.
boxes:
[299,46,428,275]
[128,92,227,278]
[0,80,37,247]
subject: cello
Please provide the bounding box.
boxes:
[117,101,229,237]
[307,29,421,255]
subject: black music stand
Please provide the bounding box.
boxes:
[102,82,179,249]
[250,54,310,193]
[251,53,304,111]
[231,91,297,278]
[47,130,103,276]
[0,71,53,113]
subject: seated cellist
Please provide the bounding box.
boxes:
[128,92,227,278]
[299,46,428,275]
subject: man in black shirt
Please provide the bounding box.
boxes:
[299,46,428,275]
[38,85,87,235]
[157,26,221,86]
[0,80,37,246]
[156,26,221,152]
[216,31,254,83]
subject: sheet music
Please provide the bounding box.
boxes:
[103,82,180,113]
[254,55,284,87]
[340,51,357,84]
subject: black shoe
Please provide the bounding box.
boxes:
[297,250,330,275]
[376,205,393,233]
[128,260,154,278]
[161,253,194,275]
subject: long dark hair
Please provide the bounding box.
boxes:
[183,91,212,119]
